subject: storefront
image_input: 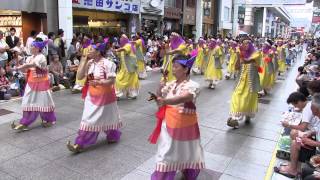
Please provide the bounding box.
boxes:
[182,2,196,38]
[202,0,215,37]
[140,0,164,37]
[72,0,140,36]
[0,0,50,44]
[163,7,182,36]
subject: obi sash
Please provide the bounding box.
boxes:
[27,68,50,91]
[148,104,200,144]
[88,84,116,106]
[124,55,138,73]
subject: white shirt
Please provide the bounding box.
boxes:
[0,39,8,61]
[25,37,35,56]
[302,102,320,130]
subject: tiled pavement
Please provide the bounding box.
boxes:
[0,53,303,180]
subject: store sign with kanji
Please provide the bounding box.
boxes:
[72,0,140,14]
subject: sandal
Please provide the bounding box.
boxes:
[274,166,296,178]
[227,118,239,129]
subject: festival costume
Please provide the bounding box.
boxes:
[205,45,223,87]
[226,47,239,79]
[13,53,56,130]
[150,80,205,180]
[277,45,286,73]
[115,43,140,98]
[259,50,274,91]
[192,41,207,74]
[162,35,186,82]
[68,58,122,152]
[229,51,261,123]
[136,38,147,79]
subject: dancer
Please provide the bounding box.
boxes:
[227,39,261,128]
[115,34,140,99]
[225,40,239,80]
[133,32,147,79]
[11,40,56,131]
[205,39,223,89]
[149,54,205,180]
[67,41,122,153]
[162,32,187,82]
[192,38,206,75]
[271,44,279,83]
[277,39,287,76]
[259,40,275,97]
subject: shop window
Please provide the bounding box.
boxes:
[187,0,195,8]
[165,0,176,7]
[224,6,230,21]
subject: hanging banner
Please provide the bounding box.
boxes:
[72,0,140,14]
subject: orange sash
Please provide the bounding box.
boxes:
[88,84,116,106]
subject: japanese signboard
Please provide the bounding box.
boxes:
[72,0,140,14]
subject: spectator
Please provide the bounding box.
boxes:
[5,28,20,61]
[67,38,77,60]
[0,67,11,100]
[48,54,67,90]
[47,32,58,63]
[54,29,66,62]
[25,30,37,56]
[0,31,9,68]
[275,94,320,178]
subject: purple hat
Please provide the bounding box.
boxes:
[32,41,47,50]
[175,55,197,69]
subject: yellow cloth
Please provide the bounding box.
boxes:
[162,44,187,82]
[259,53,273,90]
[194,46,204,70]
[277,46,286,73]
[115,44,139,91]
[205,46,223,81]
[136,39,145,73]
[230,52,260,117]
[227,48,238,73]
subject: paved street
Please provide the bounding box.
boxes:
[0,55,301,180]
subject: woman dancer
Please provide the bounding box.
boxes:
[192,38,206,75]
[67,41,122,153]
[205,39,223,89]
[11,40,56,131]
[162,32,187,82]
[115,34,140,99]
[227,39,261,128]
[259,40,275,97]
[149,54,205,180]
[133,32,147,79]
[225,40,239,80]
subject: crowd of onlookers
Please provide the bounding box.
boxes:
[274,38,320,179]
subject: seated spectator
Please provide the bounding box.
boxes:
[0,67,11,100]
[48,54,69,90]
[274,94,320,178]
[65,55,79,87]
